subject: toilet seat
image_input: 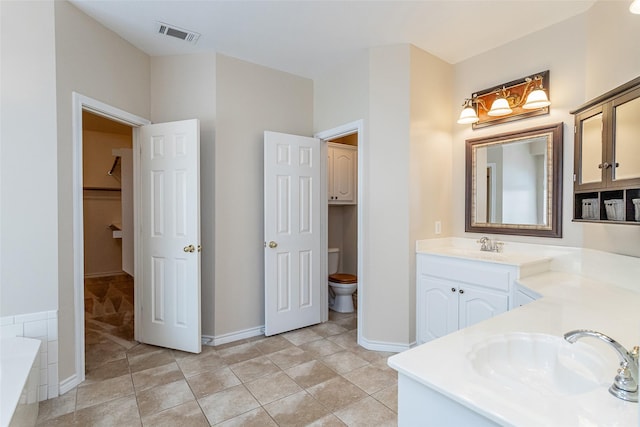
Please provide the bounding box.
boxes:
[329,273,357,284]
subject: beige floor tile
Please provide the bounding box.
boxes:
[263,390,330,426]
[85,357,130,385]
[215,407,278,427]
[244,371,302,405]
[334,396,397,427]
[132,361,184,392]
[186,367,241,399]
[36,388,76,423]
[343,364,397,394]
[326,330,359,350]
[306,414,348,427]
[321,351,368,374]
[126,342,164,357]
[177,350,227,377]
[306,377,368,412]
[281,328,323,346]
[267,346,314,370]
[76,374,134,410]
[229,355,280,383]
[334,316,358,331]
[310,322,348,337]
[35,411,76,426]
[136,378,195,417]
[74,395,141,427]
[216,342,262,365]
[141,400,208,427]
[84,340,127,371]
[299,338,344,358]
[372,384,398,412]
[349,346,391,364]
[252,335,294,355]
[284,360,338,389]
[198,384,260,425]
[127,348,175,373]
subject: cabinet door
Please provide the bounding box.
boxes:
[327,147,335,202]
[329,144,356,204]
[458,286,508,329]
[575,105,606,191]
[417,276,458,344]
[611,87,640,187]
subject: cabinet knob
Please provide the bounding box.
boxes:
[451,287,456,293]
[459,289,465,294]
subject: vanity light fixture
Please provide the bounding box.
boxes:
[631,0,640,14]
[457,71,551,128]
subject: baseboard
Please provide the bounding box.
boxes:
[359,336,414,353]
[203,325,265,347]
[59,374,79,396]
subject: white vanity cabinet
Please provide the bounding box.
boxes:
[328,142,357,204]
[417,254,514,344]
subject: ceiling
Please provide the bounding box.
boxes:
[69,0,598,79]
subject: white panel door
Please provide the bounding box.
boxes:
[264,131,321,336]
[420,276,458,343]
[139,119,201,353]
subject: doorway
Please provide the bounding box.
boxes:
[315,120,364,346]
[81,111,137,372]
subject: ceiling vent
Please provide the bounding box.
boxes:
[155,22,200,44]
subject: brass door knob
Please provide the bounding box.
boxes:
[183,244,195,253]
[268,241,278,248]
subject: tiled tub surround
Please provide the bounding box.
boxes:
[37,311,399,426]
[389,238,640,426]
[0,310,58,401]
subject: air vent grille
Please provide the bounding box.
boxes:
[155,22,200,44]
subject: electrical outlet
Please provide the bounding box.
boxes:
[435,221,442,235]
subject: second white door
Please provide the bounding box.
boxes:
[264,131,322,336]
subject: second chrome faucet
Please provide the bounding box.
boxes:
[477,236,504,253]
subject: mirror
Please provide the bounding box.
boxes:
[465,123,563,237]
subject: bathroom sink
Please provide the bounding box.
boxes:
[468,333,611,396]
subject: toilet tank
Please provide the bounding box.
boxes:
[328,248,340,274]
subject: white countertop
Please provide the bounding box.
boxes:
[389,241,640,426]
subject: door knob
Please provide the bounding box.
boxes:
[183,244,195,253]
[268,241,278,248]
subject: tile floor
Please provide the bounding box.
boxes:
[37,307,398,426]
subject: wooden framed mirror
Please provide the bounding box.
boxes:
[465,123,563,237]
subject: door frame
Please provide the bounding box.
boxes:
[314,120,364,346]
[70,93,150,390]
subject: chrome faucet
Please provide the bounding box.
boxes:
[477,236,504,253]
[564,329,639,402]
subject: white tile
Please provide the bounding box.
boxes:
[47,384,58,399]
[47,310,58,319]
[24,320,47,338]
[47,318,58,341]
[48,365,58,386]
[0,323,23,337]
[0,316,14,326]
[48,341,58,364]
[39,385,48,401]
[40,368,48,386]
[15,311,48,323]
[40,353,48,369]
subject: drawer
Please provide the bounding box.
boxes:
[418,255,511,292]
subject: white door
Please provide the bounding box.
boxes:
[264,131,322,336]
[139,119,201,353]
[420,276,458,343]
[458,286,508,330]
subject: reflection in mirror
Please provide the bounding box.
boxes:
[466,123,563,237]
[580,113,603,184]
[614,96,640,181]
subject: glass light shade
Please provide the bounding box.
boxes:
[457,106,479,124]
[488,97,512,116]
[630,0,640,14]
[523,89,551,109]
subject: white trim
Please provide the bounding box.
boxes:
[205,326,265,347]
[58,374,78,396]
[71,92,150,390]
[359,336,413,353]
[314,120,364,346]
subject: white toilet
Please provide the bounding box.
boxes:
[328,248,358,313]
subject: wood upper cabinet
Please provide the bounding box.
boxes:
[572,77,640,224]
[328,142,357,204]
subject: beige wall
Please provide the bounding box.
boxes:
[452,1,640,258]
[0,0,59,315]
[150,54,217,335]
[54,0,150,381]
[215,54,313,336]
